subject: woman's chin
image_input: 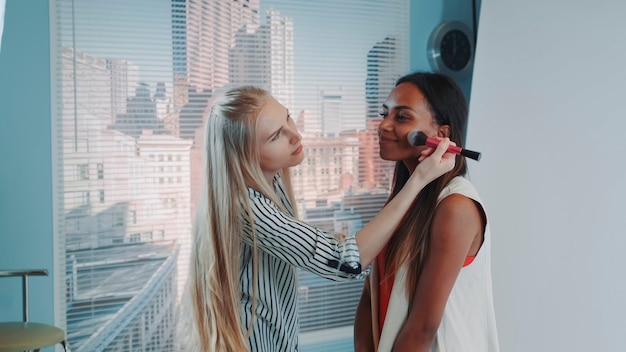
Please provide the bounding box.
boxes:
[378,150,398,162]
[291,152,306,166]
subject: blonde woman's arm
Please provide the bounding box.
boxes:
[241,139,454,280]
[354,138,454,268]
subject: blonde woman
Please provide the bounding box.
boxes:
[186,85,455,351]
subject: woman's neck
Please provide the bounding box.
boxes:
[263,172,277,186]
[403,158,418,174]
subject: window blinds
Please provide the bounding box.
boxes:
[53,0,409,350]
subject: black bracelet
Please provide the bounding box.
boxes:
[327,260,362,275]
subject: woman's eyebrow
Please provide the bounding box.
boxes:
[394,105,415,112]
[381,104,415,113]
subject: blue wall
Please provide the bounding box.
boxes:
[0,0,56,330]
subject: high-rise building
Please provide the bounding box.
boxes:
[360,36,402,190]
[136,132,193,303]
[171,0,188,110]
[172,0,261,102]
[110,82,164,138]
[107,58,140,119]
[264,9,294,112]
[61,46,193,351]
[365,36,400,120]
[229,9,295,113]
[296,109,322,137]
[154,82,180,137]
[61,47,112,144]
[291,135,360,211]
[319,88,344,137]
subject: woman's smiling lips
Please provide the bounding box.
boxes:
[378,135,398,146]
[292,145,303,155]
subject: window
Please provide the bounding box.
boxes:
[97,163,104,179]
[115,212,125,226]
[53,0,408,351]
[79,191,89,206]
[77,164,89,180]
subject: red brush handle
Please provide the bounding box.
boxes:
[425,137,462,154]
[425,137,481,161]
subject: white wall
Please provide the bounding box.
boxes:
[468,1,626,351]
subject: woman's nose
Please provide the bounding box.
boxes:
[378,120,391,133]
[289,129,301,143]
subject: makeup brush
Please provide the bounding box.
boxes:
[407,130,482,161]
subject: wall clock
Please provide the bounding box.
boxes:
[427,21,475,78]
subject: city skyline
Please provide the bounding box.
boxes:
[68,0,408,131]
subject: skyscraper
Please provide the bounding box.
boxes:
[172,0,264,147]
[172,0,261,102]
[107,58,140,120]
[319,88,344,137]
[264,9,294,112]
[229,8,294,113]
[365,36,400,120]
[61,46,192,351]
[360,36,402,190]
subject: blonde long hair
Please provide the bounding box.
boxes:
[186,86,296,351]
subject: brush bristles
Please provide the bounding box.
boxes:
[407,130,427,146]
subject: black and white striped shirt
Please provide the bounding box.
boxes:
[240,176,363,351]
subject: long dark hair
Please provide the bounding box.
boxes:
[383,72,469,308]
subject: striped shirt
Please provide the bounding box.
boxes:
[240,176,364,351]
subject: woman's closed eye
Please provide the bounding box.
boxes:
[378,111,410,122]
[270,130,282,141]
[396,114,410,121]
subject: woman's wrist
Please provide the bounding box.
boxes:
[407,172,428,192]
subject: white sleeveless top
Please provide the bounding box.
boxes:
[374,176,500,352]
